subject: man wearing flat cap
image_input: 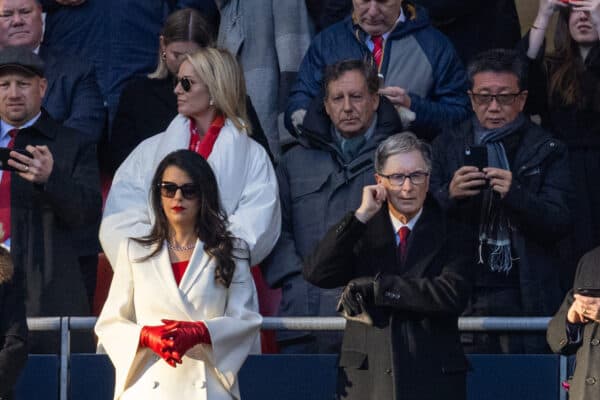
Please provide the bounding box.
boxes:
[0,46,101,353]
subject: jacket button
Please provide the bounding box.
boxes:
[549,142,556,147]
[591,339,600,346]
[385,368,392,375]
[585,377,597,385]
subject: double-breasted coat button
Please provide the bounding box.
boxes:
[385,368,392,375]
[591,338,600,346]
[585,377,597,385]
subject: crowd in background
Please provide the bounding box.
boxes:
[0,0,599,398]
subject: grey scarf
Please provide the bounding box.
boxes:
[473,114,526,273]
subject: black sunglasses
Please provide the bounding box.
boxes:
[158,182,200,199]
[176,77,192,92]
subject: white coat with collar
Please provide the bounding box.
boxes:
[95,238,262,400]
[99,115,281,267]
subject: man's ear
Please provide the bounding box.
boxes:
[38,77,48,99]
[374,172,383,185]
[324,97,332,118]
[372,93,380,112]
[518,90,528,112]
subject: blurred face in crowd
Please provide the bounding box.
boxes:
[469,71,527,130]
[324,69,379,139]
[0,0,43,49]
[0,70,46,126]
[568,10,599,44]
[174,60,212,119]
[160,38,201,76]
[160,165,201,232]
[375,150,429,223]
[353,0,403,37]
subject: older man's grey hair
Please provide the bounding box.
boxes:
[374,132,432,173]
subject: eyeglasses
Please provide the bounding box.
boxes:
[176,77,193,92]
[469,91,524,106]
[378,171,429,186]
[158,182,200,199]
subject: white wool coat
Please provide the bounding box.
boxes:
[95,238,262,400]
[99,115,281,267]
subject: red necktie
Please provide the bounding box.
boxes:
[0,129,19,241]
[398,226,410,265]
[372,35,384,68]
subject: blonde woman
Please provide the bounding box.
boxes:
[100,48,281,270]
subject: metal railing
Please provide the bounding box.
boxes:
[25,316,565,400]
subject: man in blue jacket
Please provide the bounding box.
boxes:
[286,0,470,140]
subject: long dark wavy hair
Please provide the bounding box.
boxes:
[546,7,600,111]
[133,150,239,287]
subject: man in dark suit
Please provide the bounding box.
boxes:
[0,47,101,352]
[304,132,473,400]
[0,0,106,307]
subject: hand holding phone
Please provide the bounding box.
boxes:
[464,146,488,171]
[0,148,33,171]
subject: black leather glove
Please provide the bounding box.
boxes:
[337,276,375,317]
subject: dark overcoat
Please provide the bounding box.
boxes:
[304,198,473,400]
[547,246,600,400]
[9,111,101,327]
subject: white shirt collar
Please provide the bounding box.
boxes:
[389,207,423,244]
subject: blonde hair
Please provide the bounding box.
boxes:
[185,48,251,135]
[148,8,215,79]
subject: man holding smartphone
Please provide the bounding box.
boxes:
[430,48,572,354]
[0,46,101,353]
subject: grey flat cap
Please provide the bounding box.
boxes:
[0,46,45,77]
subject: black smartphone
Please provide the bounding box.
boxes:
[0,147,32,171]
[575,288,600,297]
[464,146,488,170]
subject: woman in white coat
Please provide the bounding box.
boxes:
[100,47,280,268]
[96,149,262,400]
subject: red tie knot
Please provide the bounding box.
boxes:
[398,226,410,243]
[8,128,19,139]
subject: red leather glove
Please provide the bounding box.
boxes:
[161,319,211,361]
[139,324,181,367]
